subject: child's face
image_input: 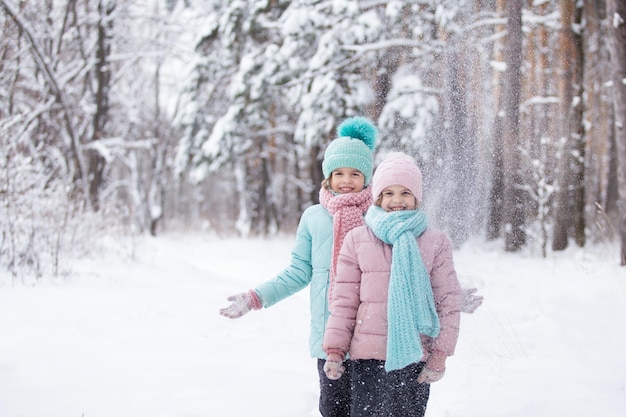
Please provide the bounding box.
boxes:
[379,185,418,212]
[328,168,366,194]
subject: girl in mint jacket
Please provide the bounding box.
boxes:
[220,117,378,417]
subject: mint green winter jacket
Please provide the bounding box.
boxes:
[254,204,334,359]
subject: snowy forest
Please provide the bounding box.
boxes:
[1,0,626,279]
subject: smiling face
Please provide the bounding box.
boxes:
[328,168,366,194]
[378,184,418,212]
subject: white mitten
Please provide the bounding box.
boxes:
[219,290,262,318]
[323,360,346,380]
[461,287,484,314]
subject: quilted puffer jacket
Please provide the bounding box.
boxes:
[254,204,335,359]
[323,225,462,362]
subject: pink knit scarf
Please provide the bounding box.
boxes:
[319,185,373,292]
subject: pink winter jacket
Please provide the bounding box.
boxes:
[322,224,462,362]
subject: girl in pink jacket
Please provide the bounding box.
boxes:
[322,152,462,417]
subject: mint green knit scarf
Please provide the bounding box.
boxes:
[365,206,440,371]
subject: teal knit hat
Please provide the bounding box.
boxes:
[322,117,378,185]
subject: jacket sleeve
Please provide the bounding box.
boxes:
[428,232,462,356]
[254,210,313,308]
[322,230,361,357]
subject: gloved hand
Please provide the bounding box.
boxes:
[461,287,484,314]
[219,290,262,318]
[417,366,445,384]
[323,360,346,380]
[417,350,446,384]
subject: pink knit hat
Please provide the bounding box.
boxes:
[372,152,423,202]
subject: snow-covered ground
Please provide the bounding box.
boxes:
[1,232,625,417]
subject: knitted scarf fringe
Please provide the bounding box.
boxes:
[365,206,440,372]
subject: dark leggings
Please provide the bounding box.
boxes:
[318,358,352,417]
[351,359,430,417]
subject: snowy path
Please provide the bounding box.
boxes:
[1,233,625,417]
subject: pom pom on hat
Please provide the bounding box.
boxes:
[372,152,423,203]
[336,117,377,151]
[322,117,378,185]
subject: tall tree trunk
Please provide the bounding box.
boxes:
[366,3,408,121]
[570,4,586,247]
[502,0,526,251]
[536,1,553,257]
[467,0,494,240]
[582,0,614,240]
[88,0,115,211]
[606,0,626,265]
[521,0,537,234]
[442,36,474,247]
[369,45,403,122]
[553,0,584,251]
[486,0,507,241]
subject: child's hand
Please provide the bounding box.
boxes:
[418,350,446,384]
[219,290,262,318]
[323,360,346,380]
[461,287,484,313]
[417,366,445,384]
